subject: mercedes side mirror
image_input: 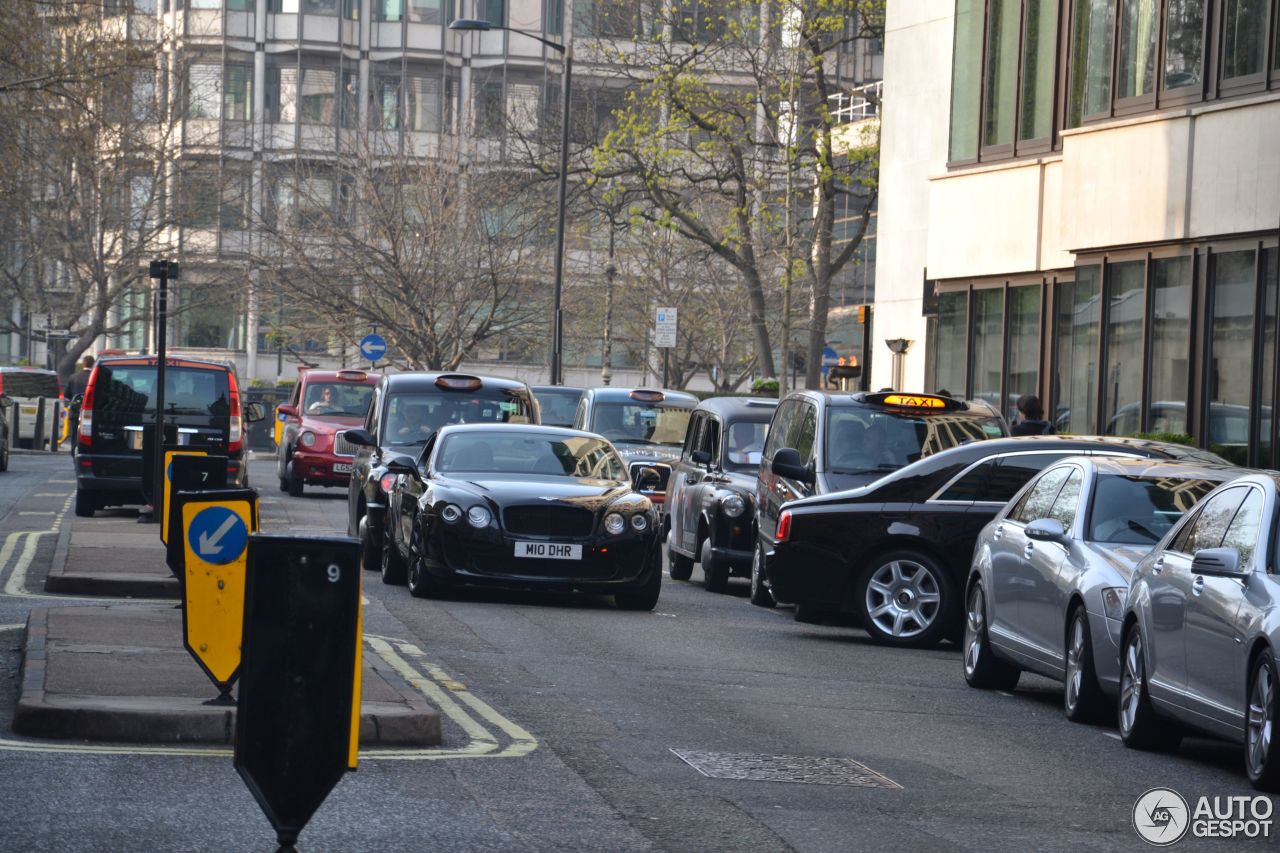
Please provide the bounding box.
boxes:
[1025,518,1068,544]
[1191,547,1246,578]
[244,401,267,423]
[771,448,813,484]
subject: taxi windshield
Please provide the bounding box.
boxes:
[384,391,531,447]
[825,407,1004,474]
[589,402,691,448]
[303,383,374,418]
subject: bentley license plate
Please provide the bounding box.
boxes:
[333,463,353,474]
[514,542,581,560]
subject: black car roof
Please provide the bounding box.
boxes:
[381,372,530,393]
[693,396,779,420]
[583,387,698,406]
[531,385,585,395]
[435,423,601,441]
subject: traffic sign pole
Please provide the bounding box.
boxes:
[236,534,362,851]
[148,259,179,527]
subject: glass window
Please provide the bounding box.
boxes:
[376,0,402,20]
[408,0,441,23]
[934,291,968,397]
[948,0,983,161]
[1148,256,1192,435]
[219,170,252,231]
[982,0,1020,148]
[1088,473,1221,544]
[376,74,401,129]
[384,392,534,448]
[474,77,504,137]
[299,67,336,125]
[988,453,1073,502]
[725,421,768,470]
[1163,0,1204,90]
[407,76,440,131]
[1068,0,1116,125]
[1260,249,1278,468]
[1222,0,1268,81]
[763,401,797,458]
[478,0,503,25]
[269,63,298,123]
[789,405,817,466]
[575,0,641,38]
[1103,261,1145,435]
[1005,284,1041,422]
[971,288,1005,414]
[340,70,360,129]
[938,460,995,501]
[303,0,338,14]
[178,285,247,350]
[1208,250,1256,465]
[187,65,222,119]
[1019,0,1057,141]
[1183,487,1247,554]
[1221,488,1265,567]
[1047,468,1083,529]
[588,402,692,449]
[179,168,221,229]
[545,0,563,35]
[1063,266,1101,433]
[1117,0,1158,99]
[224,64,253,121]
[1010,465,1071,523]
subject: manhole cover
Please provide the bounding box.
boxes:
[670,749,902,789]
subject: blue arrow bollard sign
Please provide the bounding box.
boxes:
[187,505,249,566]
[358,333,388,362]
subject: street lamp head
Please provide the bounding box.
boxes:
[448,18,494,31]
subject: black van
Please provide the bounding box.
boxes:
[73,356,265,516]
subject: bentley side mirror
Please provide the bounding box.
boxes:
[1025,518,1068,544]
[1191,547,1246,578]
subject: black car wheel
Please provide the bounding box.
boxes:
[380,527,408,586]
[286,460,304,498]
[1245,648,1280,792]
[666,529,693,582]
[616,552,662,611]
[407,524,449,599]
[963,580,1020,690]
[857,549,954,648]
[0,440,8,472]
[701,537,728,593]
[749,541,776,608]
[1064,604,1106,723]
[74,488,96,518]
[1118,625,1182,752]
[359,515,380,573]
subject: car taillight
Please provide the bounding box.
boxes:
[227,372,243,453]
[78,368,98,449]
[379,473,398,494]
[776,510,792,543]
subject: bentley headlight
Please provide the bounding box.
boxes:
[721,494,746,518]
[630,513,649,531]
[299,430,316,447]
[467,506,492,528]
[440,504,463,524]
[604,512,626,535]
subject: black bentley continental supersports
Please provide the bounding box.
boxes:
[379,424,664,610]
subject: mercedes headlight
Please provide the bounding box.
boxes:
[721,494,746,518]
[467,506,492,528]
[1101,587,1127,620]
[604,512,626,535]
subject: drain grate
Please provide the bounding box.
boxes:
[670,749,903,789]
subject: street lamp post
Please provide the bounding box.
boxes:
[449,18,572,385]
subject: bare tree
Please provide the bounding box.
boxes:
[253,135,553,372]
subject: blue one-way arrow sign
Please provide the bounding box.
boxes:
[188,505,249,566]
[359,333,388,362]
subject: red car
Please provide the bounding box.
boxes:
[276,369,379,496]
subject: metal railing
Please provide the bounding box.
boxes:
[829,81,883,124]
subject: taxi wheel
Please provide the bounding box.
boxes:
[701,537,728,593]
[666,530,694,581]
[380,532,408,586]
[286,461,304,498]
[749,542,776,608]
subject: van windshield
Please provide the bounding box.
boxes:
[93,365,231,416]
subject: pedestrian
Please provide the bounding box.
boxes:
[65,354,95,452]
[1010,394,1055,436]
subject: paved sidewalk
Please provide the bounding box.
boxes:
[15,605,441,746]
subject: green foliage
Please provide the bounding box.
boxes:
[751,378,779,395]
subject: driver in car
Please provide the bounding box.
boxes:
[308,386,338,414]
[727,423,763,465]
[394,404,438,439]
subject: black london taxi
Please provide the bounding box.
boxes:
[572,387,698,510]
[342,372,539,573]
[666,396,777,597]
[754,391,1006,605]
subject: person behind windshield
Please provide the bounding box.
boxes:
[727,423,763,465]
[308,386,337,414]
[862,424,896,466]
[394,404,438,439]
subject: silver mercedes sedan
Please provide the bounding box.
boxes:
[963,456,1238,724]
[1120,471,1280,792]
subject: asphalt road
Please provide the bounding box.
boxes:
[0,454,1270,851]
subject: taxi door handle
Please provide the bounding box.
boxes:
[1192,576,1205,596]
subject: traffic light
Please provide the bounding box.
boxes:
[856,305,870,324]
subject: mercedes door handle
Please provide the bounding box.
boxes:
[1192,576,1205,596]
[992,524,1004,541]
[1023,542,1034,559]
[1152,557,1165,575]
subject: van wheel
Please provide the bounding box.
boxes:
[74,489,96,518]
